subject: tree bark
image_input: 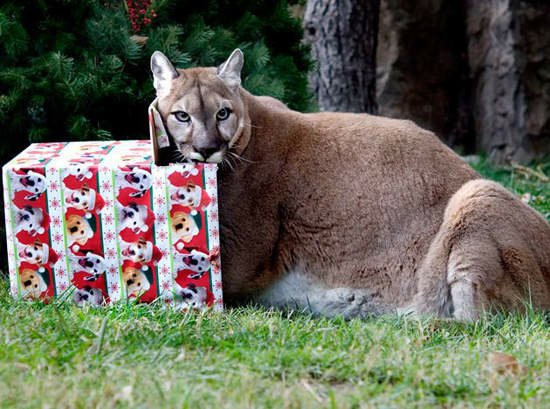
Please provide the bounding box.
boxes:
[466,0,527,164]
[377,0,473,151]
[304,0,380,114]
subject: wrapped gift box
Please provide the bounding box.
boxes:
[2,138,222,310]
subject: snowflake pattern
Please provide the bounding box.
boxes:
[48,167,58,176]
[157,213,167,224]
[105,230,115,241]
[155,196,165,207]
[109,282,120,293]
[154,179,164,189]
[210,229,219,239]
[106,248,116,258]
[59,283,68,292]
[161,281,171,291]
[104,214,114,225]
[101,181,112,191]
[214,280,222,289]
[109,266,118,274]
[48,181,59,192]
[52,216,62,228]
[158,230,168,241]
[161,264,170,276]
[207,178,217,189]
[50,198,61,210]
[53,232,64,244]
[56,267,66,278]
[209,211,218,222]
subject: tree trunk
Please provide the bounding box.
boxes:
[466,0,526,164]
[377,0,474,151]
[304,0,380,114]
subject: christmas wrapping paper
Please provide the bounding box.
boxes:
[2,141,222,310]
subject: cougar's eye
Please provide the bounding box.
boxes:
[173,111,191,123]
[216,108,231,121]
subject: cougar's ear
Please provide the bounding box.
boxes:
[217,49,244,90]
[150,51,179,98]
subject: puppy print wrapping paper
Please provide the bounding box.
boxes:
[3,141,222,311]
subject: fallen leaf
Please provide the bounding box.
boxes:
[487,351,528,377]
[487,351,529,392]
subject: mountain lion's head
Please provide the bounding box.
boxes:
[150,49,250,163]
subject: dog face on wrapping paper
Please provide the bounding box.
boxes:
[73,286,103,306]
[66,185,95,211]
[12,170,46,200]
[20,268,47,300]
[66,214,94,245]
[171,211,199,243]
[69,252,106,277]
[119,203,149,234]
[180,249,211,279]
[170,183,202,208]
[18,240,48,265]
[122,267,151,297]
[123,168,152,191]
[175,283,207,310]
[15,206,45,236]
[121,238,153,264]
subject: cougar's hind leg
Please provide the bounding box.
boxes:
[445,238,504,320]
[413,179,550,320]
[412,230,505,320]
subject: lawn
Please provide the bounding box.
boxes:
[1,159,549,409]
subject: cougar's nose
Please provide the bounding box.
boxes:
[197,147,219,159]
[194,145,220,159]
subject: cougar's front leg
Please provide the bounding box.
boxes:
[254,271,392,318]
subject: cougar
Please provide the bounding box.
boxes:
[151,49,550,320]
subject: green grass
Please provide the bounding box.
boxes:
[1,159,549,408]
[471,157,550,222]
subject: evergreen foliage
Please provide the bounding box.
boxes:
[0,0,312,160]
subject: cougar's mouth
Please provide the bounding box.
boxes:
[188,144,228,164]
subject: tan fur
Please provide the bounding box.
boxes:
[152,51,550,319]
